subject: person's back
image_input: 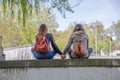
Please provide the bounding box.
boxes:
[31,24,62,59]
[61,24,92,59]
[72,31,88,58]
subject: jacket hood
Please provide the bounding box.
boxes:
[73,31,85,35]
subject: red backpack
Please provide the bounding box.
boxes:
[34,35,50,53]
[73,42,86,57]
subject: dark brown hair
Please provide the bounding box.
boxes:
[37,24,48,36]
[73,24,85,33]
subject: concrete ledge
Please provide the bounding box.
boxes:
[0,59,120,68]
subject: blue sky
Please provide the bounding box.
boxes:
[53,0,120,31]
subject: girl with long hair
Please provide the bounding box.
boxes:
[31,24,62,59]
[61,24,92,59]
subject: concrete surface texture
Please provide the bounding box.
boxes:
[0,59,120,80]
[0,67,120,80]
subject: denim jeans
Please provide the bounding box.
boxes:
[68,48,93,59]
[87,48,93,58]
[31,48,56,59]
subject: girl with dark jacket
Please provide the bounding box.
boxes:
[31,24,62,59]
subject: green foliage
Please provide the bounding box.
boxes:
[21,0,27,26]
[0,0,119,53]
[55,21,119,54]
[0,4,58,48]
[0,18,26,47]
[54,23,74,50]
[3,0,6,17]
[0,0,77,26]
[111,21,120,44]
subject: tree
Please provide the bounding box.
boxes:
[54,22,75,50]
[0,3,59,48]
[0,18,26,47]
[106,20,120,50]
[111,21,120,44]
[0,0,82,26]
[87,21,111,54]
[54,21,120,52]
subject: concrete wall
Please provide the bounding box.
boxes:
[0,59,120,80]
[0,67,120,80]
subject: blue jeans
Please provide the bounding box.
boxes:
[68,48,93,59]
[87,48,93,58]
[31,48,56,59]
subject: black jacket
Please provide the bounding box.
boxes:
[36,33,62,55]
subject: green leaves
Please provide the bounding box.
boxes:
[1,0,77,26]
[54,21,119,54]
[21,0,28,26]
[110,21,120,44]
[3,0,6,17]
[0,4,59,48]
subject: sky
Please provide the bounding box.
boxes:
[53,0,120,31]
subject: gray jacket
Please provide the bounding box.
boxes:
[63,31,88,58]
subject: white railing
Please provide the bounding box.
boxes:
[3,45,62,60]
[3,45,120,60]
[3,46,35,60]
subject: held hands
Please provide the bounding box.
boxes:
[61,54,66,59]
